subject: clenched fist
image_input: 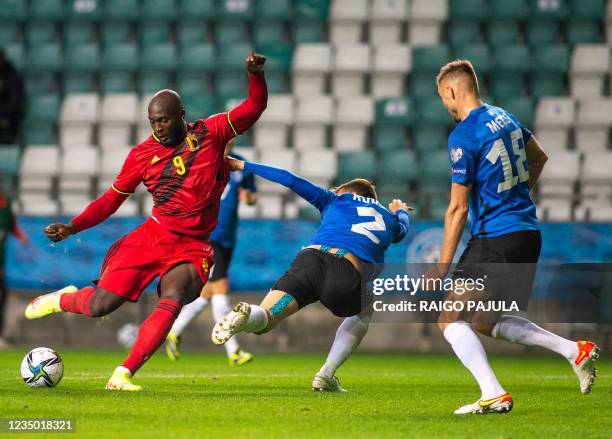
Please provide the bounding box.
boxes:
[44,223,75,242]
[246,51,266,74]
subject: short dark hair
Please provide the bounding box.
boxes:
[436,59,480,94]
[334,178,377,200]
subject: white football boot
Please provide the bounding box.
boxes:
[211,302,250,345]
[312,373,347,393]
[454,393,513,415]
[571,340,600,394]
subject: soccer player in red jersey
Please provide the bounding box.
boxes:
[24,52,268,391]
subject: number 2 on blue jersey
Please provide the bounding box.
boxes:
[486,128,529,193]
[351,207,386,244]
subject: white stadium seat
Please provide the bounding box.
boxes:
[60,93,99,124]
[20,193,59,216]
[299,150,338,180]
[101,93,138,124]
[59,146,98,192]
[534,97,575,128]
[575,129,609,152]
[237,202,258,219]
[292,44,332,96]
[20,145,59,192]
[582,153,612,184]
[59,193,92,216]
[533,129,569,152]
[98,146,131,191]
[330,0,369,43]
[574,200,612,222]
[255,95,294,149]
[257,150,297,194]
[538,152,580,198]
[294,96,334,151]
[409,0,447,45]
[258,194,284,219]
[139,94,155,125]
[370,0,409,44]
[576,98,612,126]
[537,198,573,222]
[334,96,374,152]
[372,45,411,98]
[332,44,371,96]
[570,46,608,97]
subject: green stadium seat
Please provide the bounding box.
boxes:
[567,21,601,45]
[410,73,438,99]
[257,0,293,19]
[183,95,216,120]
[177,73,211,96]
[375,97,413,125]
[230,131,251,147]
[218,0,255,20]
[64,43,100,72]
[453,45,491,74]
[492,45,530,74]
[525,20,559,47]
[139,72,172,94]
[100,72,133,93]
[298,205,322,221]
[180,44,215,72]
[28,43,62,72]
[3,43,23,71]
[412,126,448,155]
[376,182,410,206]
[26,93,60,123]
[420,151,451,183]
[24,73,57,96]
[0,146,21,176]
[29,0,65,21]
[533,45,569,73]
[218,43,253,71]
[0,0,26,22]
[489,74,524,101]
[489,0,526,19]
[373,126,406,152]
[412,46,451,74]
[486,21,520,47]
[530,73,565,99]
[101,21,132,45]
[25,22,56,45]
[415,97,452,126]
[337,151,376,182]
[448,21,481,46]
[254,22,286,45]
[139,22,172,46]
[427,196,450,219]
[102,43,138,72]
[179,0,216,19]
[497,96,534,126]
[0,23,19,45]
[296,0,330,19]
[141,0,178,21]
[378,150,418,185]
[264,71,289,94]
[66,0,102,21]
[63,73,95,93]
[216,21,248,44]
[216,72,247,97]
[450,0,487,20]
[178,22,209,45]
[104,0,139,21]
[141,43,177,72]
[570,0,605,19]
[22,123,56,144]
[256,44,292,71]
[293,20,325,43]
[64,22,96,45]
[528,0,568,19]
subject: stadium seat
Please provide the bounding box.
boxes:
[337,151,376,182]
[581,153,612,199]
[409,73,439,99]
[20,144,59,192]
[299,150,337,180]
[499,97,535,126]
[254,21,286,45]
[66,0,102,21]
[538,152,580,198]
[534,129,569,152]
[25,94,60,123]
[415,97,452,126]
[334,96,374,152]
[29,0,65,21]
[292,44,332,96]
[102,43,139,72]
[215,21,248,44]
[492,45,531,74]
[530,73,565,99]
[22,122,56,145]
[216,71,247,98]
[412,46,450,74]
[59,193,93,216]
[101,93,138,125]
[180,44,215,72]
[25,73,57,96]
[329,0,368,43]
[141,43,177,72]
[567,21,601,45]
[332,44,371,96]
[138,72,171,94]
[419,151,450,184]
[570,0,605,19]
[103,0,139,21]
[409,0,448,46]
[178,22,209,45]
[452,45,491,74]
[27,43,62,72]
[293,20,325,43]
[570,44,609,97]
[0,22,18,45]
[100,73,133,93]
[25,22,56,46]
[486,21,520,47]
[537,198,573,222]
[60,93,99,125]
[176,73,211,96]
[182,95,216,120]
[0,0,26,21]
[218,0,255,20]
[101,21,132,45]
[59,146,98,193]
[412,125,448,154]
[63,73,95,93]
[373,125,407,152]
[218,43,253,71]
[375,97,414,126]
[574,201,612,222]
[256,0,293,20]
[3,42,23,71]
[535,97,575,130]
[449,0,486,20]
[99,146,131,187]
[448,21,481,46]
[139,22,172,46]
[258,150,297,193]
[576,98,612,126]
[64,22,96,45]
[255,94,294,149]
[256,43,292,72]
[377,150,418,185]
[525,20,559,47]
[20,193,59,216]
[296,0,330,19]
[64,43,100,72]
[141,0,178,21]
[372,45,411,98]
[575,129,608,152]
[0,145,21,176]
[370,0,408,44]
[179,0,216,19]
[528,0,568,20]
[294,95,334,150]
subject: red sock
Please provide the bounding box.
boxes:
[59,286,95,316]
[121,299,182,375]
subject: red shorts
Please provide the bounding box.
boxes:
[96,218,214,302]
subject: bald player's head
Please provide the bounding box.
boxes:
[436,60,481,122]
[148,89,186,146]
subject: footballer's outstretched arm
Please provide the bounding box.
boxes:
[226,157,335,212]
[388,199,411,243]
[436,183,470,277]
[524,135,548,190]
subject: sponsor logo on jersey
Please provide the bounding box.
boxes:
[450,147,463,164]
[201,258,209,275]
[151,155,161,164]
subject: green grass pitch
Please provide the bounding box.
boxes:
[1,350,610,438]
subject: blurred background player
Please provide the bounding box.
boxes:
[428,60,600,415]
[0,49,24,144]
[0,178,28,349]
[165,139,257,366]
[24,52,267,391]
[212,157,410,391]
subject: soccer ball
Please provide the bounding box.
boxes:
[20,347,64,388]
[117,323,139,349]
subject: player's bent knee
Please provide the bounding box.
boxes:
[89,289,125,317]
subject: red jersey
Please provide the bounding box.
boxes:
[71,72,267,239]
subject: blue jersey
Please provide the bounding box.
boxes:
[243,161,409,265]
[210,152,256,248]
[448,104,539,238]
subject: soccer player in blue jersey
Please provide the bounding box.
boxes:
[165,140,258,366]
[429,60,599,415]
[211,157,410,390]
